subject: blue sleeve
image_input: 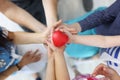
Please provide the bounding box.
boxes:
[79,0,120,31]
[0,48,11,72]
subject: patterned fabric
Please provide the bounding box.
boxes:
[0,27,20,72]
[79,0,120,36]
[100,46,120,74]
[106,47,120,66]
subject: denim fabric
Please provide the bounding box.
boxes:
[0,27,19,72]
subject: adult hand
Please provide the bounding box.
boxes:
[57,23,81,35]
[62,29,75,43]
[42,20,62,44]
[18,49,42,68]
[92,63,120,80]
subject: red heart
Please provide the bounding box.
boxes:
[52,30,69,47]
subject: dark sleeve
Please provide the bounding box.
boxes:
[79,0,120,31]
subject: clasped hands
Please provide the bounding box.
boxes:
[42,20,80,46]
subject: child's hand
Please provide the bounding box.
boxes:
[92,63,120,80]
[18,49,41,68]
[42,20,62,43]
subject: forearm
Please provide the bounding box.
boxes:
[46,57,55,80]
[54,52,70,80]
[111,75,120,80]
[42,0,58,26]
[72,35,120,48]
[0,0,46,32]
[0,65,18,79]
[78,0,120,32]
[11,31,46,44]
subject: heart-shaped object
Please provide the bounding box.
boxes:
[52,30,69,47]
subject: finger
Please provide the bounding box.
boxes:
[63,29,72,40]
[53,20,62,28]
[55,24,65,31]
[24,50,32,57]
[28,49,39,58]
[46,40,55,51]
[32,52,42,60]
[55,27,61,31]
[92,64,106,76]
[70,31,78,34]
[103,67,113,76]
[47,45,51,53]
[32,55,41,62]
[31,49,39,57]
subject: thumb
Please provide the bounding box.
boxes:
[63,30,72,42]
[46,20,62,33]
[52,20,62,29]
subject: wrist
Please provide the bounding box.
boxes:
[16,62,24,70]
[48,56,54,61]
[54,51,64,56]
[40,33,47,43]
[16,63,22,70]
[111,74,120,80]
[75,23,81,32]
[71,35,77,43]
[70,23,81,32]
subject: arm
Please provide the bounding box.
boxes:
[46,41,70,80]
[42,0,58,26]
[45,53,55,80]
[72,35,120,48]
[0,65,19,80]
[0,0,46,32]
[8,31,46,44]
[0,50,41,79]
[7,20,62,44]
[78,0,120,31]
[45,58,55,80]
[54,51,70,80]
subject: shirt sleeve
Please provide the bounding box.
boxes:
[79,0,120,31]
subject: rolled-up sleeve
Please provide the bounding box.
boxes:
[79,0,120,31]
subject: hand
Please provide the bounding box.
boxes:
[62,29,75,43]
[18,49,42,68]
[92,63,120,80]
[46,39,65,58]
[57,23,81,34]
[42,20,62,43]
